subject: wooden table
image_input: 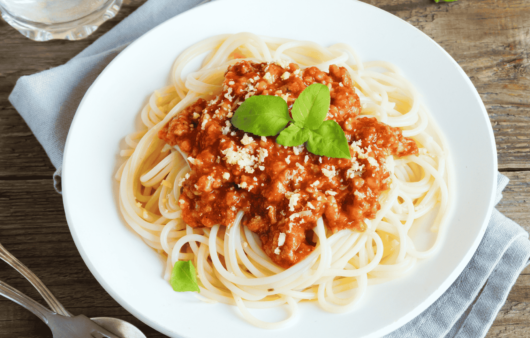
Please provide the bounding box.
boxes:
[1,0,529,336]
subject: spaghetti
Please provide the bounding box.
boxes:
[116,33,451,329]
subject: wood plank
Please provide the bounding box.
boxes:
[0,179,167,337]
[508,276,530,303]
[0,0,145,179]
[1,0,530,337]
[364,0,530,169]
[492,300,530,327]
[0,2,161,336]
[486,324,530,338]
[0,172,529,336]
[0,0,529,177]
[497,171,530,231]
[476,170,530,336]
[0,108,55,178]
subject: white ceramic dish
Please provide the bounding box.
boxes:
[62,0,497,337]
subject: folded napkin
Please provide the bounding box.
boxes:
[8,0,530,337]
[9,0,207,191]
[387,174,530,338]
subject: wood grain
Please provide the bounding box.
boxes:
[364,0,530,170]
[0,180,168,337]
[0,0,530,337]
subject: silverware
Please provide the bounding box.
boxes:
[0,242,70,316]
[0,280,120,338]
[0,242,146,338]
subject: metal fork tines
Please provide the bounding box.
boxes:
[0,242,70,316]
[0,280,121,338]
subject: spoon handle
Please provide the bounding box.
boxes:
[0,242,70,316]
[0,280,55,324]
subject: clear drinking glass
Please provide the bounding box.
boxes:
[0,0,122,41]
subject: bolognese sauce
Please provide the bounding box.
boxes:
[158,61,418,268]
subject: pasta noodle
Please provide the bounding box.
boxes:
[116,33,451,329]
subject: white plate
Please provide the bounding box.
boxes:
[62,0,497,337]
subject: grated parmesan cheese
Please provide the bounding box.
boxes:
[224,88,234,101]
[263,72,273,83]
[201,113,210,130]
[287,192,300,211]
[354,190,366,199]
[289,210,312,220]
[322,166,336,179]
[293,145,304,155]
[277,59,290,68]
[258,148,268,163]
[367,157,379,167]
[346,159,365,179]
[241,133,254,146]
[278,233,286,247]
[221,146,258,174]
[350,140,369,159]
[221,120,231,135]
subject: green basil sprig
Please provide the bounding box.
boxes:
[232,83,351,159]
[231,95,293,136]
[170,260,200,292]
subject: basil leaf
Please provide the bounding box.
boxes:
[229,84,350,159]
[232,95,292,136]
[291,83,330,130]
[170,260,200,292]
[277,124,310,147]
[307,120,351,159]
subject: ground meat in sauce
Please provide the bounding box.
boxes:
[158,61,418,269]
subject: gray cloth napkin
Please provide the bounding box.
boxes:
[9,0,207,191]
[8,1,530,337]
[386,174,530,338]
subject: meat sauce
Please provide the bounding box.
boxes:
[158,61,418,268]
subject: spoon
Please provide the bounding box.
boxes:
[0,242,146,338]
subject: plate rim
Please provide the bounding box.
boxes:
[62,0,498,337]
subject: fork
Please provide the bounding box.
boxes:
[0,241,126,337]
[0,279,121,338]
[0,242,70,316]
